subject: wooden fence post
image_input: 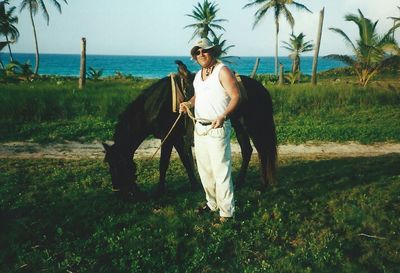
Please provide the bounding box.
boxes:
[311,8,325,85]
[79,37,86,89]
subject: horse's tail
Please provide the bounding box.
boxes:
[264,90,278,186]
[242,76,278,187]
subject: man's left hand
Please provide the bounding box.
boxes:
[212,116,225,128]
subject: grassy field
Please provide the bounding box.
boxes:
[1,73,399,272]
[0,75,399,144]
[1,155,399,272]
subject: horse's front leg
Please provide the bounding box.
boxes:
[156,140,174,197]
[174,137,198,191]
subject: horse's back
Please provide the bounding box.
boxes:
[237,76,274,129]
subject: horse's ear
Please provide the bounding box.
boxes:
[175,59,190,78]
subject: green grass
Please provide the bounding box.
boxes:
[1,156,399,272]
[1,78,399,144]
[0,79,155,122]
[1,106,399,144]
[0,116,115,143]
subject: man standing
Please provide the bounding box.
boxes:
[180,38,240,222]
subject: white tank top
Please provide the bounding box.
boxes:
[193,63,230,121]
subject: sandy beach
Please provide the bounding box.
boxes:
[1,140,399,160]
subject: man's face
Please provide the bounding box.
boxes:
[195,48,214,67]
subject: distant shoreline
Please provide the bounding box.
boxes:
[1,52,331,58]
[0,53,347,78]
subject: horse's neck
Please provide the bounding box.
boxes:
[114,102,149,155]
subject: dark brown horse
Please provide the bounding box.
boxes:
[103,61,277,197]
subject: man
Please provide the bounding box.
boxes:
[179,38,240,222]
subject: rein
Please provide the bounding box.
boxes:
[150,104,212,159]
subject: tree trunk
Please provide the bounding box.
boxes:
[29,5,40,75]
[250,57,260,78]
[79,37,87,89]
[5,35,14,62]
[311,7,324,85]
[279,63,284,85]
[274,20,279,76]
[297,57,301,83]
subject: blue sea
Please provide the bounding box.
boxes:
[1,53,346,78]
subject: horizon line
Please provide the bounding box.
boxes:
[1,52,323,58]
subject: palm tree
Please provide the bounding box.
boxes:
[326,9,400,86]
[19,0,68,75]
[185,0,227,41]
[281,32,313,78]
[0,0,19,61]
[244,0,311,75]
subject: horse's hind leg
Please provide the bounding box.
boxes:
[250,133,275,189]
[157,140,174,197]
[174,137,198,191]
[232,119,252,189]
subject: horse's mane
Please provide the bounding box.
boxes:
[113,77,170,149]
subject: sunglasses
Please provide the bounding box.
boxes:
[195,48,211,56]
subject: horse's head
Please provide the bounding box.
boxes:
[175,60,194,99]
[103,142,137,193]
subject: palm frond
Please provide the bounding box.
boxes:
[252,5,271,29]
[38,0,50,24]
[324,54,355,66]
[281,6,294,29]
[292,1,312,13]
[329,27,356,52]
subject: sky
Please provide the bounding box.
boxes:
[6,0,400,57]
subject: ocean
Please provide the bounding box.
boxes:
[1,53,346,78]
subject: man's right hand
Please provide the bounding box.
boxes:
[179,101,191,113]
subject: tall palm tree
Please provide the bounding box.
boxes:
[19,0,68,75]
[281,32,313,76]
[244,0,311,75]
[326,9,400,86]
[185,0,227,41]
[0,0,19,61]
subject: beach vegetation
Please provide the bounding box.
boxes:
[0,0,19,61]
[243,0,312,75]
[281,32,313,83]
[0,74,399,144]
[19,0,68,75]
[0,60,33,82]
[87,66,104,81]
[284,71,301,85]
[112,70,144,83]
[325,9,400,87]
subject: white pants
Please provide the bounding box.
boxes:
[194,121,235,217]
